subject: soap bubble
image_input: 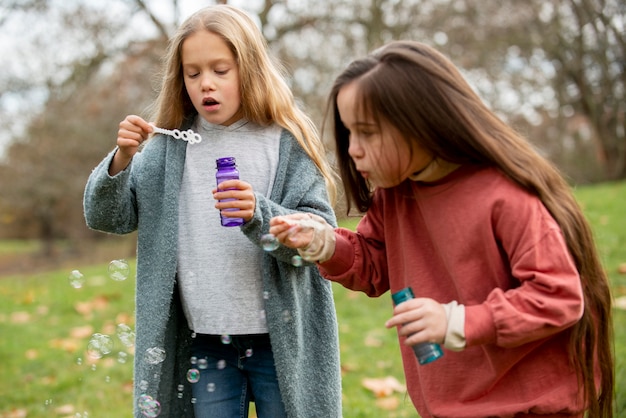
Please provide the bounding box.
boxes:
[260,234,279,251]
[220,334,232,344]
[217,359,227,370]
[87,333,113,359]
[145,347,166,365]
[186,368,200,383]
[282,310,293,323]
[197,358,208,369]
[108,259,130,281]
[69,270,85,289]
[245,348,253,358]
[117,351,128,364]
[190,356,198,365]
[207,383,216,392]
[138,394,161,417]
[116,324,135,347]
[291,255,303,267]
[138,380,149,391]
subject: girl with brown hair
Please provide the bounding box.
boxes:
[271,40,614,417]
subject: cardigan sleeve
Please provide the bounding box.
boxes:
[83,147,139,235]
[241,129,337,264]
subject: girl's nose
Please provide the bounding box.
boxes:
[348,138,363,159]
[201,74,216,91]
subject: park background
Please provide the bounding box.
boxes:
[0,0,624,416]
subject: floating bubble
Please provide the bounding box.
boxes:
[197,358,208,369]
[186,368,200,383]
[190,356,198,365]
[108,259,130,281]
[177,384,184,392]
[145,347,166,365]
[138,394,161,417]
[207,383,216,393]
[263,291,270,300]
[282,310,293,323]
[260,234,279,251]
[87,333,113,359]
[220,334,232,344]
[117,351,128,364]
[217,359,227,370]
[116,323,135,347]
[245,348,253,358]
[191,397,197,404]
[291,255,303,267]
[138,380,149,392]
[69,270,85,289]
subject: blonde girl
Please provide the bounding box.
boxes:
[85,5,341,418]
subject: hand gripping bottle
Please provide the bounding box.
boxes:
[215,157,244,227]
[391,287,444,365]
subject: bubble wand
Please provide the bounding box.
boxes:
[150,124,202,144]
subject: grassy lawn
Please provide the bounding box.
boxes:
[0,180,624,417]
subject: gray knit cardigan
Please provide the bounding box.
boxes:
[83,128,342,417]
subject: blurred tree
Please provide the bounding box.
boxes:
[0,0,623,248]
[0,38,163,251]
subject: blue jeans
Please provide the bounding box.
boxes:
[189,334,287,418]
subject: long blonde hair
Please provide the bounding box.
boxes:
[150,4,336,203]
[327,40,614,417]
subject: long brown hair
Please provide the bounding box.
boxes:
[326,40,614,417]
[148,4,337,203]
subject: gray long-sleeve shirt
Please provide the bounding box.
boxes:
[83,119,342,418]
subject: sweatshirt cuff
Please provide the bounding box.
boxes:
[318,233,355,276]
[442,301,466,351]
[464,304,497,346]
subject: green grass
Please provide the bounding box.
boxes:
[0,180,625,417]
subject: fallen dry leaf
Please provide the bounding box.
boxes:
[375,396,401,410]
[9,311,30,324]
[49,338,80,353]
[364,334,384,347]
[362,376,407,398]
[614,296,626,311]
[24,349,38,360]
[70,325,94,339]
[54,404,75,415]
[0,408,27,418]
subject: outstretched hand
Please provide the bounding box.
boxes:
[269,213,336,263]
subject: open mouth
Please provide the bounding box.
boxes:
[203,98,219,106]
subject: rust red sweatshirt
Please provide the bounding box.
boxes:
[320,165,589,417]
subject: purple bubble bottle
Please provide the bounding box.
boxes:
[215,157,244,227]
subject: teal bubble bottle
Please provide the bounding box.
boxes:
[391,287,444,365]
[215,157,244,227]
